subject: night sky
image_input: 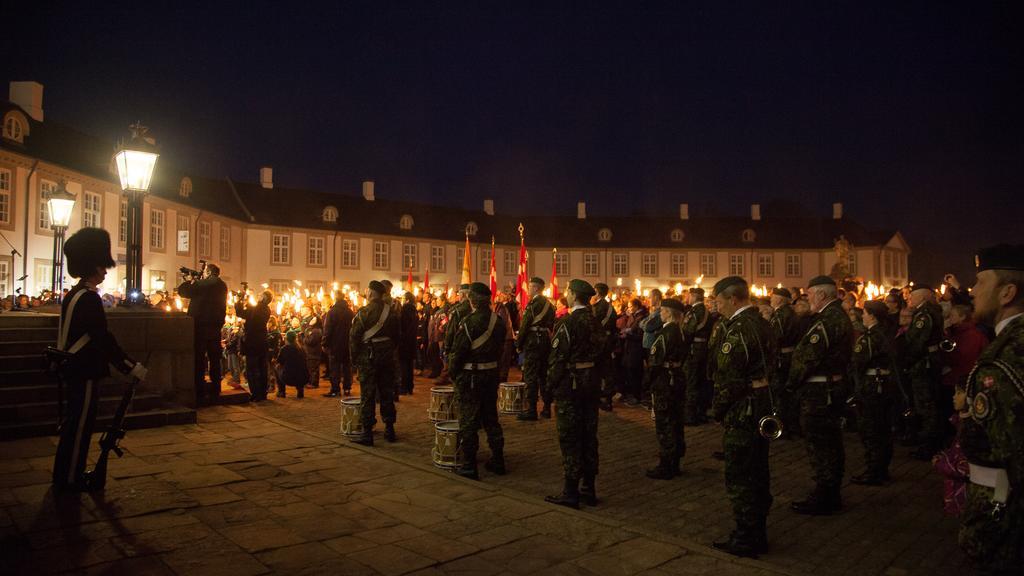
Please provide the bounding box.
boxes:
[4,3,1021,283]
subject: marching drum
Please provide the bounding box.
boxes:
[340,397,363,437]
[428,386,458,422]
[431,420,462,469]
[498,382,527,415]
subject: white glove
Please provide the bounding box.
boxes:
[130,362,148,381]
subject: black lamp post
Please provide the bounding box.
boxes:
[112,123,158,305]
[47,180,76,300]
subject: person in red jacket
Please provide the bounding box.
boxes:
[942,303,989,390]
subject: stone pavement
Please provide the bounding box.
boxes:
[2,403,790,576]
[250,370,975,576]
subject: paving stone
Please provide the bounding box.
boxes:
[84,555,177,575]
[361,522,430,544]
[217,518,307,552]
[477,534,588,574]
[395,531,481,563]
[323,534,380,555]
[347,542,438,576]
[156,465,246,489]
[457,523,535,550]
[257,541,378,576]
[185,485,244,506]
[573,537,686,575]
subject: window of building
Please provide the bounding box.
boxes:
[479,248,491,276]
[272,233,291,264]
[176,214,190,253]
[3,115,24,143]
[307,236,325,266]
[612,253,627,276]
[118,200,128,244]
[150,209,165,249]
[179,177,192,198]
[322,205,338,223]
[641,253,657,277]
[504,250,518,276]
[39,179,57,230]
[741,228,756,243]
[847,252,857,275]
[81,191,101,228]
[729,254,744,276]
[884,251,894,278]
[271,280,291,295]
[598,228,612,242]
[149,270,167,292]
[897,252,906,278]
[34,259,52,296]
[758,254,774,277]
[403,243,418,270]
[465,221,478,236]
[700,253,717,277]
[373,240,389,270]
[0,168,11,225]
[431,245,445,272]
[0,258,9,297]
[198,221,211,258]
[307,281,325,293]
[399,214,414,230]
[341,238,359,268]
[670,228,684,242]
[456,247,465,272]
[583,253,599,276]
[785,254,801,277]
[671,253,686,277]
[219,225,231,261]
[554,252,569,276]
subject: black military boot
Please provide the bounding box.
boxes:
[670,457,682,477]
[484,448,507,475]
[517,405,538,421]
[579,475,598,506]
[645,458,675,480]
[599,397,613,412]
[791,487,836,516]
[456,459,480,480]
[384,423,397,443]
[544,477,580,509]
[712,532,759,559]
[351,430,373,447]
[850,469,886,486]
[754,519,769,554]
[539,403,552,419]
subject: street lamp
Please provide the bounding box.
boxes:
[47,180,76,300]
[113,123,158,305]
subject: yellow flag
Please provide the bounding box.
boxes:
[461,233,472,285]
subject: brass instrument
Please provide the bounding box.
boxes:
[939,338,957,353]
[758,411,784,440]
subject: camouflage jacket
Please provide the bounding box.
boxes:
[547,306,600,397]
[682,302,713,347]
[786,299,854,391]
[443,299,472,351]
[902,301,944,372]
[592,298,619,353]
[448,307,507,380]
[852,324,895,394]
[706,313,726,381]
[712,306,775,420]
[769,303,802,354]
[515,294,554,350]
[349,298,400,362]
[650,320,686,377]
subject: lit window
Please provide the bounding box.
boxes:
[612,253,627,276]
[0,259,9,297]
[82,191,101,228]
[0,168,13,225]
[179,177,192,198]
[322,205,338,223]
[670,229,684,242]
[373,240,390,270]
[583,253,599,276]
[400,214,414,230]
[272,233,291,264]
[758,254,774,277]
[39,180,56,230]
[456,247,465,271]
[198,221,212,258]
[671,253,686,276]
[598,228,612,242]
[642,253,657,277]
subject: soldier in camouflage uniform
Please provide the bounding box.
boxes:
[349,280,401,446]
[850,300,897,485]
[646,298,688,479]
[516,277,554,420]
[545,279,601,509]
[447,282,507,480]
[682,287,713,425]
[957,244,1024,575]
[710,276,775,558]
[769,287,803,436]
[902,284,946,460]
[439,284,472,383]
[592,283,619,412]
[786,275,853,515]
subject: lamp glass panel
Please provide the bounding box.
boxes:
[114,149,159,192]
[47,197,76,228]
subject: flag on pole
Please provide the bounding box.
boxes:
[424,267,429,294]
[407,266,413,292]
[489,236,497,302]
[551,248,560,301]
[515,223,529,311]
[461,233,472,285]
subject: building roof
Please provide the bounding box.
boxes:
[2,99,904,251]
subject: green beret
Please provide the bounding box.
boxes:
[459,283,471,291]
[689,287,704,296]
[712,276,747,297]
[772,287,792,298]
[368,280,387,295]
[594,282,609,296]
[567,279,595,297]
[64,227,116,278]
[661,298,685,312]
[976,244,1024,271]
[529,277,545,286]
[470,282,491,297]
[808,275,836,289]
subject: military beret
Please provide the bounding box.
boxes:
[368,280,387,294]
[772,287,792,298]
[976,244,1024,271]
[567,279,596,297]
[459,283,471,291]
[863,300,888,319]
[661,298,685,312]
[529,277,545,286]
[469,282,491,297]
[808,275,836,289]
[712,276,747,297]
[594,282,609,295]
[689,287,705,296]
[380,279,393,288]
[64,227,116,278]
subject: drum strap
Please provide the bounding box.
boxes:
[468,311,499,350]
[601,304,613,327]
[58,289,92,354]
[362,303,390,342]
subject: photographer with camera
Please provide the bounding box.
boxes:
[177,262,228,404]
[235,288,273,402]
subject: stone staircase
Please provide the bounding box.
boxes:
[0,312,196,439]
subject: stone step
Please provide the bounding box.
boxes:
[0,370,50,386]
[2,340,54,356]
[0,405,197,440]
[0,314,59,328]
[0,327,58,343]
[0,380,126,406]
[0,354,47,372]
[0,392,166,423]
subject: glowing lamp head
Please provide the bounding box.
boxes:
[113,124,159,193]
[46,181,76,229]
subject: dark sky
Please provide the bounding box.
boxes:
[4,2,1021,282]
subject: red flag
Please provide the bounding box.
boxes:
[515,224,529,311]
[489,237,497,303]
[407,266,413,292]
[551,248,560,301]
[424,267,429,294]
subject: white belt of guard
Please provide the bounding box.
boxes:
[751,379,769,389]
[780,346,795,353]
[968,463,1010,504]
[463,362,498,370]
[806,375,843,383]
[692,337,707,342]
[865,368,891,376]
[369,336,391,343]
[572,362,595,369]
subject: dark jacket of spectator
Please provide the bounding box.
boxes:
[399,300,419,354]
[276,341,308,387]
[323,300,354,356]
[235,300,271,356]
[178,274,228,330]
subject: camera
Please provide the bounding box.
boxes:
[179,260,208,282]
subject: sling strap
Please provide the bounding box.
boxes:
[58,289,92,355]
[468,311,499,351]
[361,303,390,342]
[532,298,551,325]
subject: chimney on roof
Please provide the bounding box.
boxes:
[680,203,689,220]
[833,202,843,220]
[577,202,586,220]
[483,199,494,216]
[751,204,761,221]
[362,180,375,202]
[9,81,44,122]
[259,166,273,189]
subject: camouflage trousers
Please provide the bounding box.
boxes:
[723,392,772,538]
[453,370,503,463]
[521,343,551,408]
[651,368,686,462]
[909,366,943,448]
[682,346,707,420]
[357,348,397,429]
[555,378,600,480]
[854,378,894,475]
[596,350,615,401]
[959,483,1023,574]
[799,389,845,490]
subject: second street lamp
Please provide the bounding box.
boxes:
[47,180,76,300]
[113,123,159,305]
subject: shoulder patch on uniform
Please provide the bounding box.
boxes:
[915,319,925,329]
[809,333,820,344]
[854,344,862,353]
[552,338,559,349]
[721,342,732,354]
[971,392,991,420]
